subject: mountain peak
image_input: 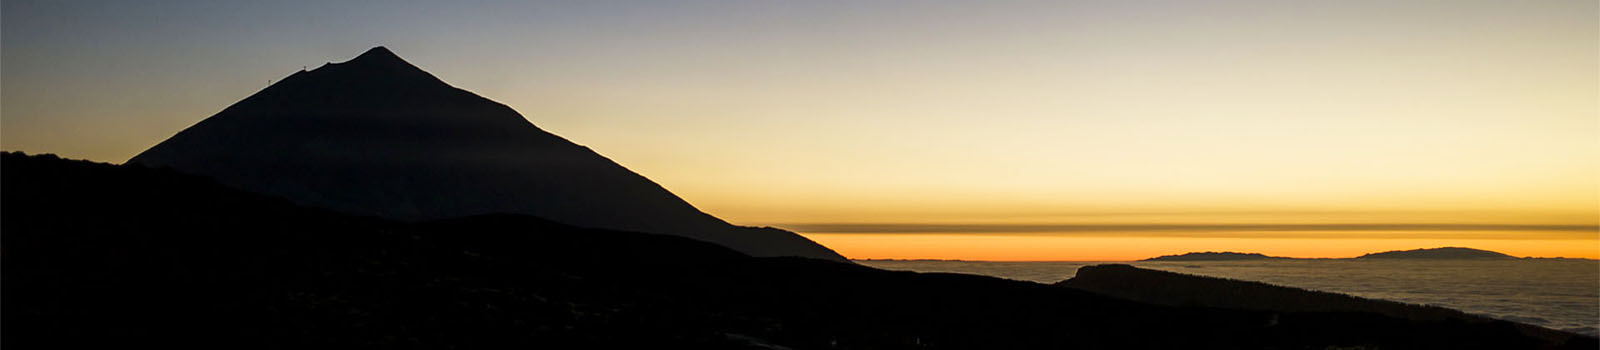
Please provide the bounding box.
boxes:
[298,46,440,86]
[316,46,422,73]
[351,46,403,64]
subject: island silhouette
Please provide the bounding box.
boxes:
[1357,247,1517,260]
[5,47,1595,349]
[1141,252,1289,261]
[1144,247,1526,261]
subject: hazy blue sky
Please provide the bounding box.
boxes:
[4,0,1596,258]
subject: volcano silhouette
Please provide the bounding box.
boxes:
[129,47,844,261]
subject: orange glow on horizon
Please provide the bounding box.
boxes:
[801,233,1600,261]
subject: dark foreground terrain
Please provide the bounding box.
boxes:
[5,152,1594,349]
[1059,264,1590,345]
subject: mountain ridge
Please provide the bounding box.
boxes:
[127,47,844,261]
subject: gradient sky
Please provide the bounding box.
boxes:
[4,1,1596,259]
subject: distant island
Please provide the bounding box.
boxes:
[1140,252,1289,261]
[1144,247,1525,261]
[1356,247,1515,260]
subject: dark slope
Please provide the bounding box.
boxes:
[1359,247,1516,260]
[1058,264,1594,348]
[1061,265,1478,319]
[6,152,1590,349]
[126,47,842,261]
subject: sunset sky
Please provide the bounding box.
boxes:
[4,1,1596,260]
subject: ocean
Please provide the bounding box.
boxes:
[857,259,1600,336]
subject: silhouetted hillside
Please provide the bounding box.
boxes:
[1058,264,1591,347]
[1061,264,1475,319]
[1142,252,1287,261]
[6,152,1594,349]
[126,47,843,261]
[1359,247,1516,260]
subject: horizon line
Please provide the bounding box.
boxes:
[847,256,1600,262]
[780,223,1600,234]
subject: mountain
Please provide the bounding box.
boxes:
[8,151,1593,349]
[126,47,843,261]
[1141,252,1287,261]
[1358,247,1516,260]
